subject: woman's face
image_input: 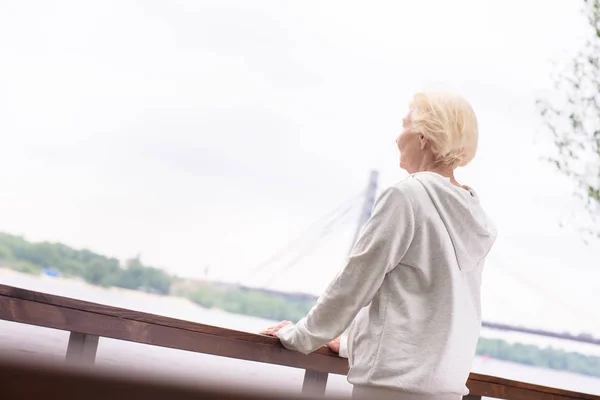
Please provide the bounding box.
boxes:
[396,111,423,173]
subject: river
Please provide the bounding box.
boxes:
[0,269,598,397]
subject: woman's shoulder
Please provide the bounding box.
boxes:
[387,174,430,199]
[383,173,448,216]
[376,178,425,216]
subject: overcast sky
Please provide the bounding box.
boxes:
[1,0,599,334]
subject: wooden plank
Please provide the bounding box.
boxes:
[0,295,349,375]
[0,284,341,359]
[0,355,339,400]
[66,332,99,365]
[462,395,482,400]
[302,369,328,395]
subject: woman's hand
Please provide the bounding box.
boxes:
[259,320,294,337]
[327,336,341,353]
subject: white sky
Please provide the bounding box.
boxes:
[1,0,599,334]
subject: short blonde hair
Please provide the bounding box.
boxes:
[409,91,479,168]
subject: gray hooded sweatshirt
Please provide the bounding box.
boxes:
[277,171,497,397]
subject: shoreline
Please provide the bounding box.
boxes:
[0,267,202,310]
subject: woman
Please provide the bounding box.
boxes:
[260,90,497,399]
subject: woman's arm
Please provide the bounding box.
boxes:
[276,186,415,355]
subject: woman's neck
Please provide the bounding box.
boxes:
[420,163,462,188]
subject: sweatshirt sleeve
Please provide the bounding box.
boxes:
[277,186,415,355]
[338,331,349,359]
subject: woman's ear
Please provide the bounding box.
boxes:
[419,135,428,150]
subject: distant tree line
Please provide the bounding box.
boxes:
[1,231,599,377]
[0,233,172,294]
[477,338,600,377]
[182,285,315,322]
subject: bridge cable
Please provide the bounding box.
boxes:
[237,189,365,286]
[261,199,359,288]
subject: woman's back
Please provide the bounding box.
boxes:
[346,171,497,396]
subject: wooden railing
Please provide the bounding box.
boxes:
[0,284,598,400]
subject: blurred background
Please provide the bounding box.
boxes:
[1,0,599,397]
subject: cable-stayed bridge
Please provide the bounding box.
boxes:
[230,170,599,347]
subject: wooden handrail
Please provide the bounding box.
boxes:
[0,284,346,375]
[0,284,598,400]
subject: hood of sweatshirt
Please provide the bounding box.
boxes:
[410,171,497,272]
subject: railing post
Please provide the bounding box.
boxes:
[65,331,99,365]
[302,369,328,395]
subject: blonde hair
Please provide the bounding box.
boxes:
[408,91,479,168]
